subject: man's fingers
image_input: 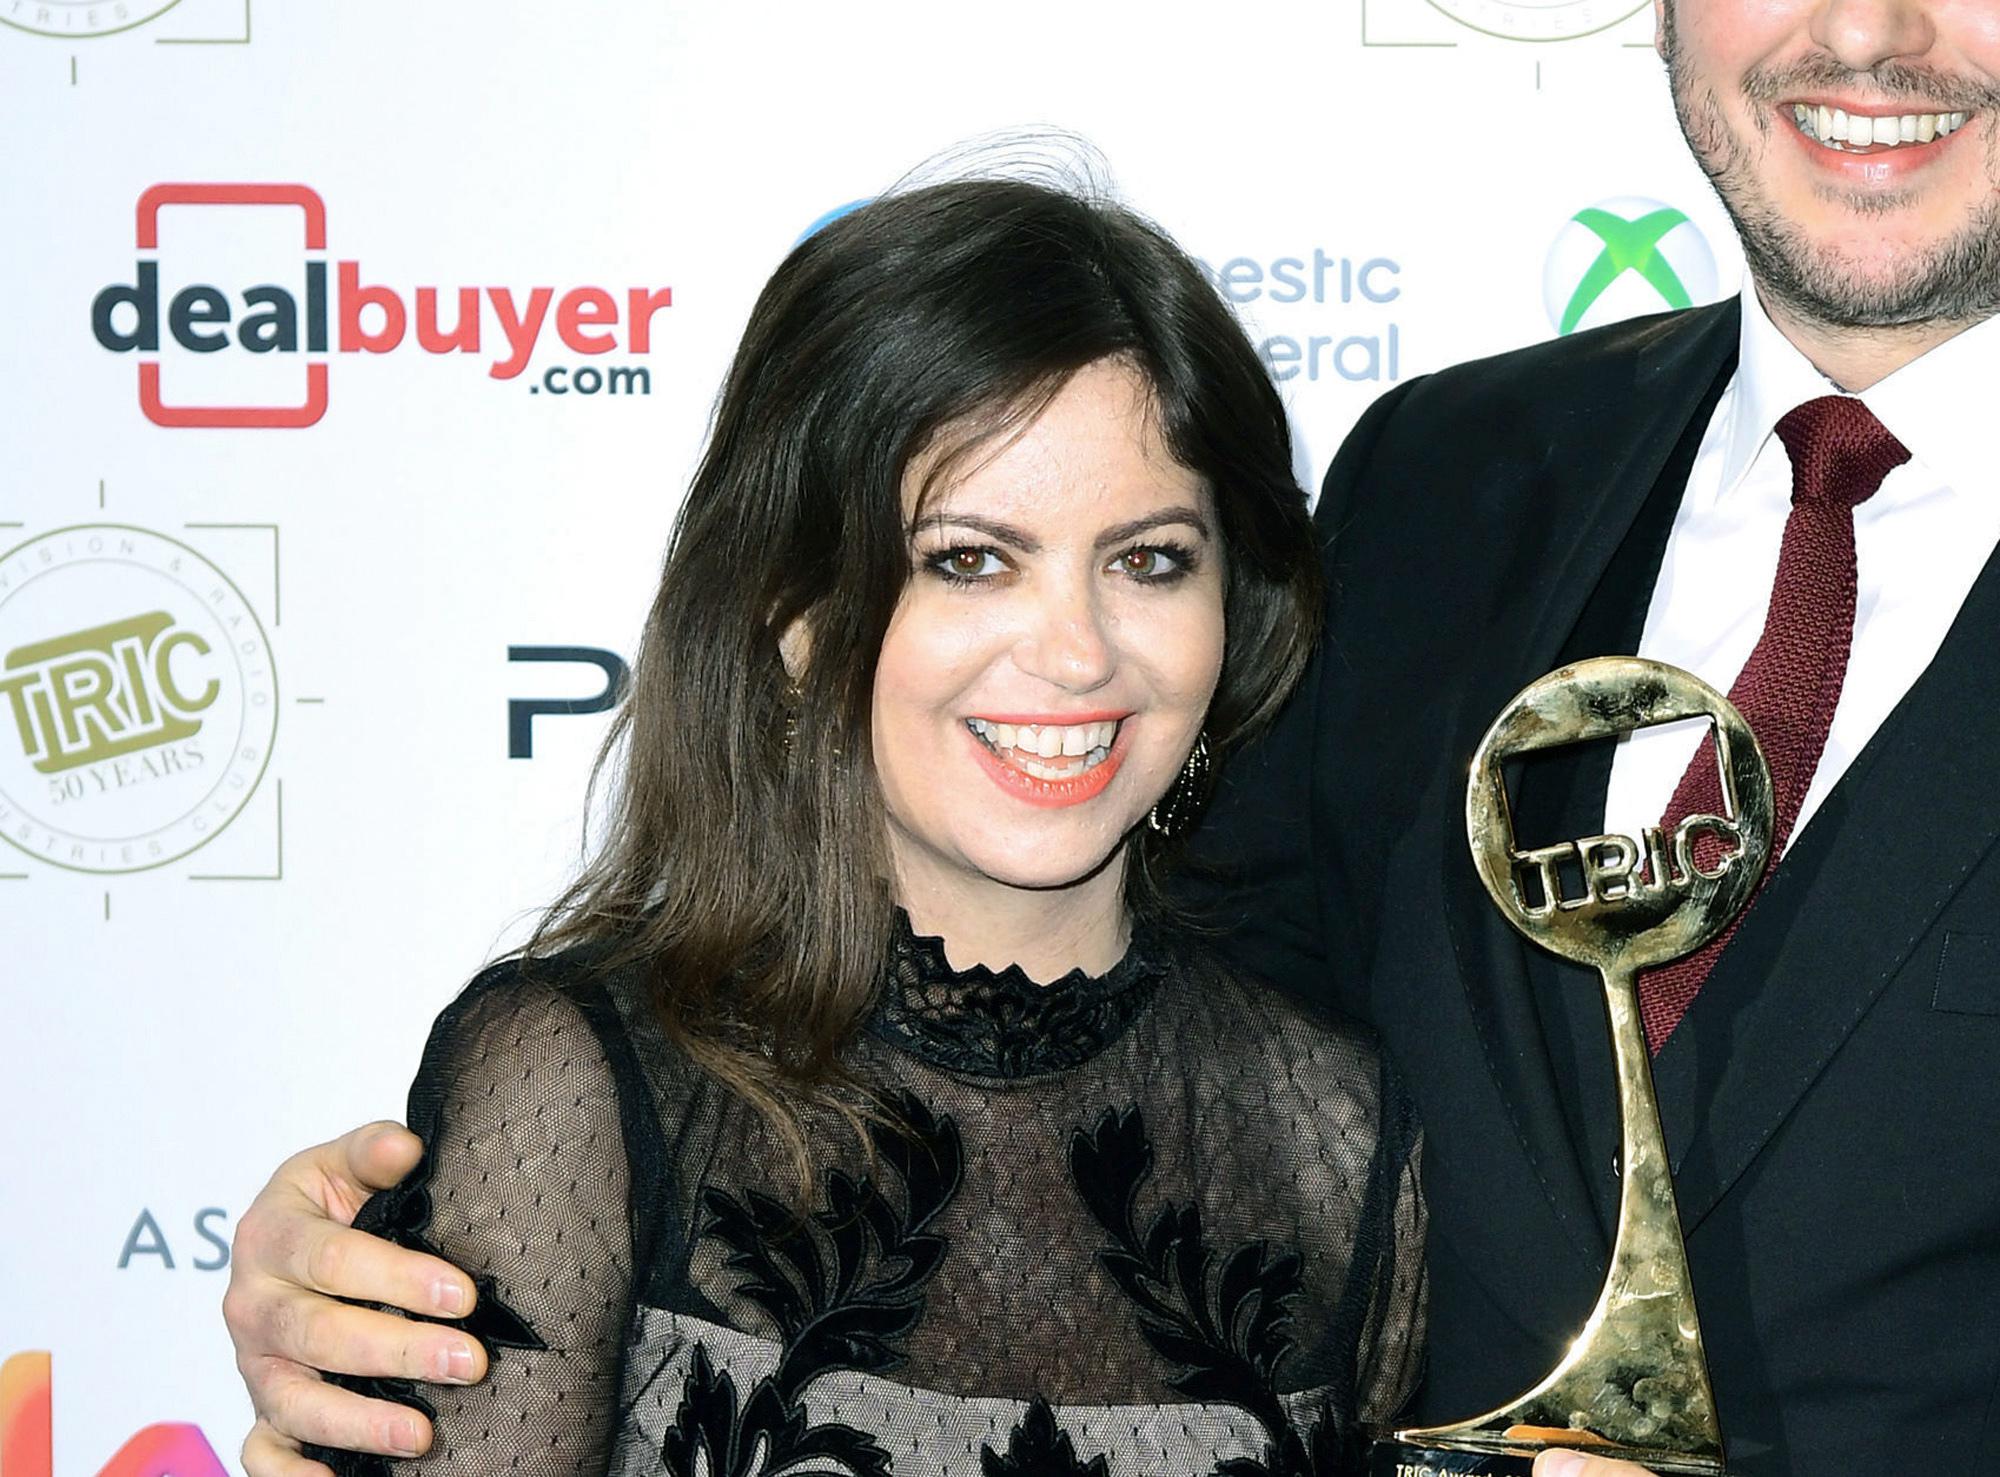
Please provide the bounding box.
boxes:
[254,1122,419,1231]
[225,1125,480,1466]
[289,1122,423,1225]
[246,1360,434,1458]
[250,1286,487,1383]
[240,1417,336,1477]
[341,1121,425,1197]
[289,1217,474,1320]
[231,1124,431,1314]
[249,1122,475,1319]
[1532,1450,1660,1477]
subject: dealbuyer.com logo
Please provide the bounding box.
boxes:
[1543,197,1719,336]
[92,183,675,427]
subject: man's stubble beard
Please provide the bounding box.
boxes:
[1662,2,2000,332]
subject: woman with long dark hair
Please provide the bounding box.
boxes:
[224,176,1425,1477]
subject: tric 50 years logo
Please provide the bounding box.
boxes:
[0,525,276,872]
[92,183,675,427]
[1,1353,228,1477]
[1543,197,1720,336]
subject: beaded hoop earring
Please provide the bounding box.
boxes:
[1146,731,1212,838]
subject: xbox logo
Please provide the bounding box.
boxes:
[1543,197,1719,336]
[1426,0,1649,42]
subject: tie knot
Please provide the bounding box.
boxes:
[1774,395,1911,510]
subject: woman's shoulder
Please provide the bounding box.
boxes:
[398,948,636,1115]
[399,944,704,1142]
[407,945,719,1274]
[1152,933,1412,1137]
[1162,933,1383,1055]
[422,946,632,1064]
[434,944,713,1108]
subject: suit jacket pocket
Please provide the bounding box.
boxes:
[1934,930,2000,1016]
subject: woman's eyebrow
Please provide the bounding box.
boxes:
[910,504,1211,552]
[908,513,1041,552]
[1094,506,1211,550]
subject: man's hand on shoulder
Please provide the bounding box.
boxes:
[224,1122,488,1475]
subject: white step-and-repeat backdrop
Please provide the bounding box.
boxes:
[0,2,1740,1471]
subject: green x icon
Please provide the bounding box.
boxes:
[1559,206,1695,335]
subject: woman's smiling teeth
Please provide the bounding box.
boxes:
[1791,103,1969,150]
[966,717,1119,778]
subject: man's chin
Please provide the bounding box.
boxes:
[1785,241,1930,300]
[1736,202,2000,329]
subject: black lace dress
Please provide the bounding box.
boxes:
[314,916,1426,1477]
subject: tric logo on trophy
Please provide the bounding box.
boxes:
[0,525,277,874]
[1372,658,1771,1476]
[1543,198,1720,337]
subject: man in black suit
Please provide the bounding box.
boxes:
[221,1,2000,1473]
[1201,0,2000,1470]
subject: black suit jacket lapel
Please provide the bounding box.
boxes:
[1512,412,1718,1243]
[1657,538,2000,1227]
[1435,301,1740,1285]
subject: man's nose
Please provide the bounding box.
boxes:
[1809,0,1937,75]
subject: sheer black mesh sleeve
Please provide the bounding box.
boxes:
[308,965,637,1476]
[1354,1063,1428,1430]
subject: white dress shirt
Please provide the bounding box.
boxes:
[1601,289,2000,848]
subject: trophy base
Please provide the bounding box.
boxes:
[1370,1436,1728,1477]
[1369,1439,1540,1475]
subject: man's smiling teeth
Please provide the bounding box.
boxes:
[966,717,1118,778]
[1792,103,1968,150]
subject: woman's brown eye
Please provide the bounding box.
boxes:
[1123,549,1159,575]
[927,546,1005,580]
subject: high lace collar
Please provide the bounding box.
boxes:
[869,910,1170,1079]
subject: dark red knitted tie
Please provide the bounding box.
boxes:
[1638,396,1910,1054]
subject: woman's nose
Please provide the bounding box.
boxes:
[1017,585,1117,692]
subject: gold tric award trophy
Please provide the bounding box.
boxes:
[1372,657,1774,1477]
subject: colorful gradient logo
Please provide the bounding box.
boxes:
[0,1353,227,1477]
